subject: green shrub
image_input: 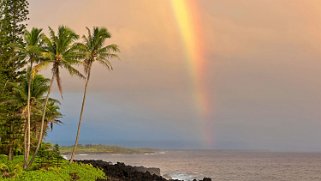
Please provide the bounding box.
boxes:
[0,159,23,179]
[0,156,106,181]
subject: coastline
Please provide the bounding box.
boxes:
[63,148,215,180]
[60,145,156,155]
[77,160,212,181]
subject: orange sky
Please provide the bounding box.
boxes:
[29,0,321,150]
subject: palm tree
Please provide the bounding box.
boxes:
[28,26,85,167]
[28,76,59,142]
[11,74,49,160]
[69,27,119,163]
[11,74,62,159]
[17,28,44,169]
[34,99,62,141]
[31,98,62,146]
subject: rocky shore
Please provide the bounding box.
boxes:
[77,160,212,181]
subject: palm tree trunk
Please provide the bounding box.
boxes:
[23,61,33,169]
[23,119,27,166]
[27,73,55,168]
[8,144,13,161]
[8,123,14,161]
[70,69,91,163]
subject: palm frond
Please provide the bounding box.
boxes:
[63,63,85,79]
[104,44,120,52]
[97,59,113,70]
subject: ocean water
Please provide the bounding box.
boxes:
[71,150,321,181]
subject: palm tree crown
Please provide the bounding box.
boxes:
[81,27,119,73]
[37,26,84,96]
[16,28,44,64]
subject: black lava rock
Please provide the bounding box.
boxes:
[77,160,211,181]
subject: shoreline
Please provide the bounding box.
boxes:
[77,159,212,181]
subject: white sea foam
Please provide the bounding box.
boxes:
[144,153,154,156]
[170,173,196,181]
[78,154,88,156]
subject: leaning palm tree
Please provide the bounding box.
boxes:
[17,28,44,169]
[69,27,119,163]
[28,26,85,167]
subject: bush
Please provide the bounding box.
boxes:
[0,156,23,179]
[0,156,106,181]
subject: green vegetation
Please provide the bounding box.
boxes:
[0,2,118,181]
[16,163,105,181]
[0,0,30,163]
[0,146,106,180]
[61,144,155,154]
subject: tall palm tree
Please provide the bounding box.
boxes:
[18,28,44,169]
[70,27,119,163]
[28,26,85,167]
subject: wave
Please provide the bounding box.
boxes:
[170,173,197,181]
[78,153,88,156]
[144,151,167,156]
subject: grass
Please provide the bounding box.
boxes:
[60,144,155,154]
[0,155,106,181]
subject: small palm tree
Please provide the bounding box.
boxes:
[31,98,62,145]
[12,74,62,160]
[27,76,58,142]
[69,27,119,162]
[12,74,50,115]
[28,26,85,167]
[37,99,62,140]
[10,74,48,159]
[17,28,44,169]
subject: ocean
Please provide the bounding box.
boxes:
[70,150,321,181]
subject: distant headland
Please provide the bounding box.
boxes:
[60,144,156,154]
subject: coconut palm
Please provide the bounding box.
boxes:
[31,98,62,145]
[10,74,48,160]
[35,99,62,140]
[69,27,119,163]
[12,74,52,127]
[12,74,50,115]
[17,28,44,168]
[28,26,85,167]
[12,74,62,158]
[28,76,60,142]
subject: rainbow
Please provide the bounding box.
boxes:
[170,0,214,148]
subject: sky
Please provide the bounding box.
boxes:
[28,0,321,151]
